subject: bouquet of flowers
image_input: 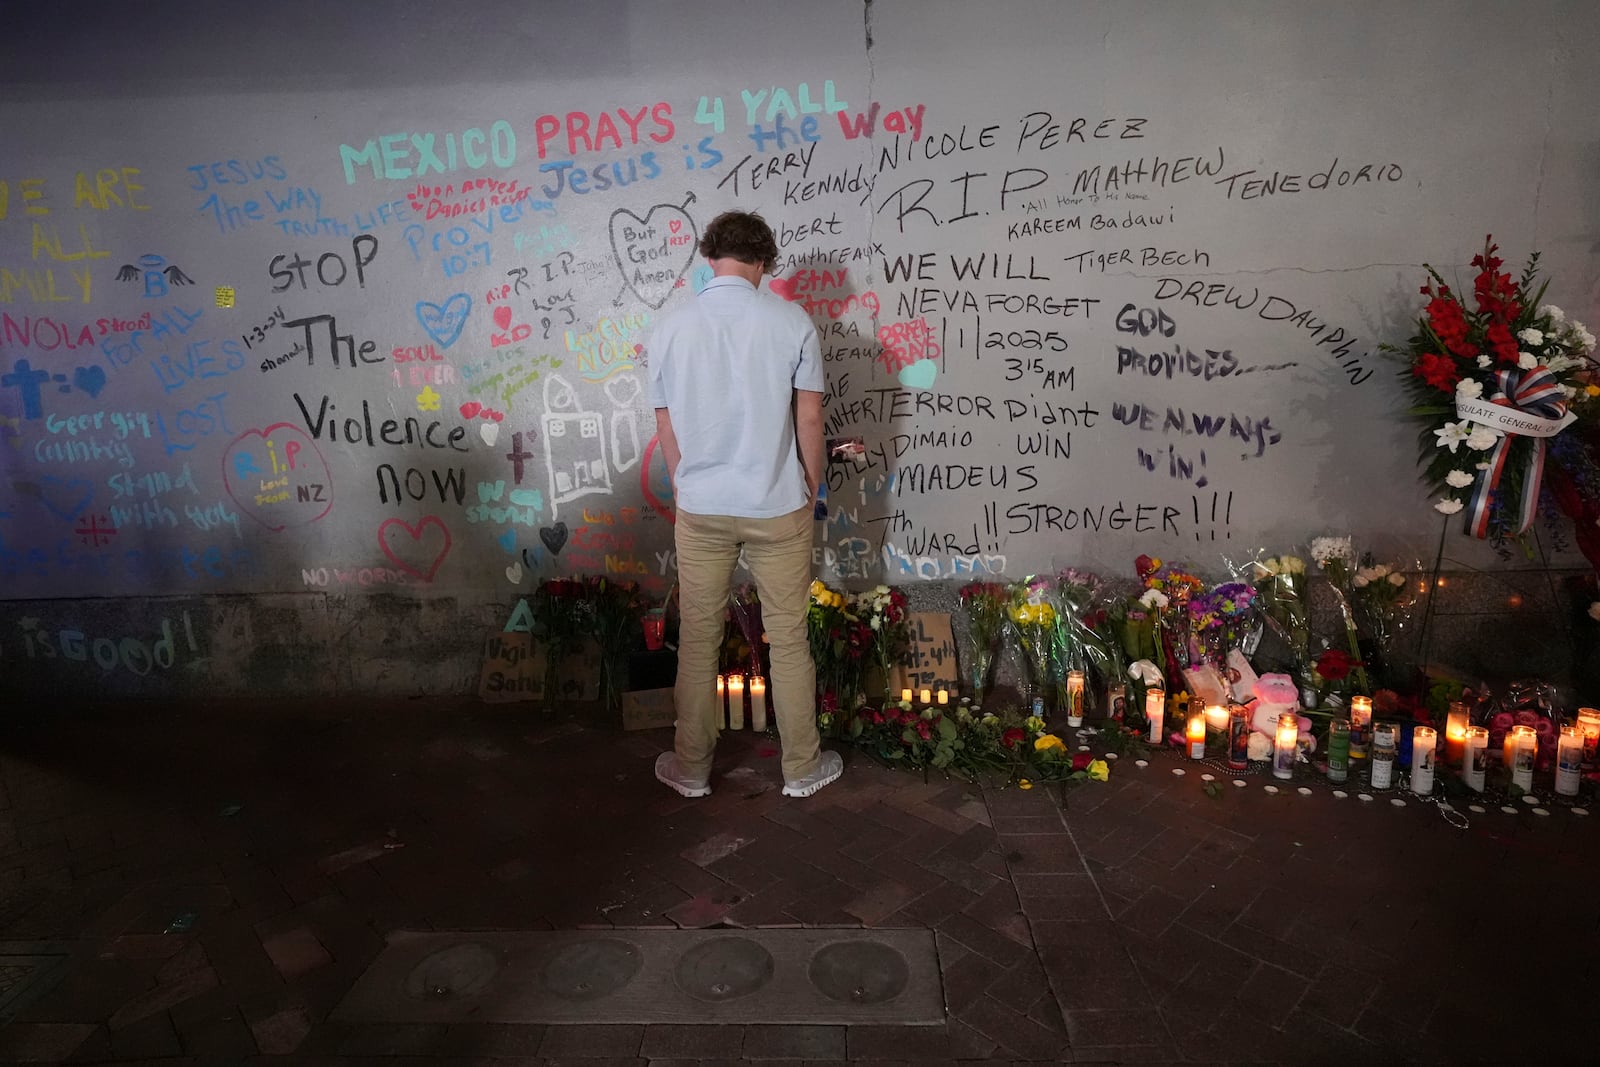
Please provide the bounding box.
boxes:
[958,581,1010,699]
[1310,535,1371,698]
[1349,558,1417,689]
[535,576,591,710]
[1046,570,1105,713]
[1007,581,1058,707]
[727,583,766,681]
[1186,579,1257,667]
[583,575,647,716]
[851,584,911,701]
[1390,236,1600,564]
[1250,553,1311,675]
[808,578,869,712]
[1134,555,1205,688]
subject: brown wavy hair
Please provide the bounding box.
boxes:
[698,210,778,273]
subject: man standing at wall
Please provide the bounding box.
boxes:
[647,210,839,799]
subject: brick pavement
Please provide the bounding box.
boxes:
[0,701,1594,1064]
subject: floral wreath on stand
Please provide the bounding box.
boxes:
[1391,237,1600,575]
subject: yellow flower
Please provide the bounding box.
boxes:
[1087,759,1110,781]
[1587,384,1600,397]
[1018,778,1033,790]
[1034,734,1066,753]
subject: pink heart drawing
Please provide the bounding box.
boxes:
[768,275,799,301]
[378,516,452,582]
[460,401,482,419]
[493,304,513,330]
[222,424,334,531]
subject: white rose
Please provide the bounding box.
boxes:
[1517,351,1538,370]
[1589,601,1600,622]
[1445,470,1476,489]
[1465,426,1502,451]
[1352,575,1369,588]
[1517,327,1544,346]
[1476,355,1493,369]
[1388,572,1407,587]
[1435,498,1464,515]
[1456,378,1484,400]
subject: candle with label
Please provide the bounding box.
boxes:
[1065,671,1085,727]
[1273,712,1299,779]
[1227,705,1250,770]
[717,674,728,726]
[1556,726,1582,797]
[1369,721,1397,790]
[1445,701,1469,767]
[1146,689,1165,744]
[1326,718,1350,783]
[727,674,745,730]
[1509,725,1536,792]
[1107,684,1126,723]
[1349,696,1372,758]
[1463,726,1488,792]
[1410,725,1436,795]
[1187,712,1206,759]
[1577,707,1600,766]
[749,676,768,732]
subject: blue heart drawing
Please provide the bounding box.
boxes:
[898,359,938,390]
[73,365,107,398]
[415,294,471,349]
[36,475,93,521]
[497,529,517,553]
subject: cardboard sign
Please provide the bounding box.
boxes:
[479,632,543,703]
[894,612,959,693]
[622,687,677,731]
[477,633,603,704]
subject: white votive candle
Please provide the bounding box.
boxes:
[727,674,745,730]
[749,676,768,732]
[1410,726,1436,795]
[1146,689,1165,744]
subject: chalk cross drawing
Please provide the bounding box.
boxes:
[542,374,610,520]
[604,374,642,474]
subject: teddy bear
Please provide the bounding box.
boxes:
[1249,672,1315,752]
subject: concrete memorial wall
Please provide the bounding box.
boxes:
[2,0,1597,698]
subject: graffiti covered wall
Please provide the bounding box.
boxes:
[3,0,1598,696]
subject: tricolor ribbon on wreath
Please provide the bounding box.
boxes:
[1455,366,1577,538]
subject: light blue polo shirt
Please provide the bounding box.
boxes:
[646,275,823,518]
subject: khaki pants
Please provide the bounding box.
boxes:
[673,505,818,782]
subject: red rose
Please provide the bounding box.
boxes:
[1134,554,1159,578]
[1315,648,1361,681]
[1071,751,1094,771]
[915,720,932,740]
[1002,727,1025,749]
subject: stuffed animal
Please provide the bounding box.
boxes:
[1249,672,1316,751]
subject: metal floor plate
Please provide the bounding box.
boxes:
[332,928,944,1025]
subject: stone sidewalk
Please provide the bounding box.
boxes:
[0,700,1594,1065]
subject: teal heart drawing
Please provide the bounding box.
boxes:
[497,529,517,553]
[415,294,471,349]
[897,359,938,390]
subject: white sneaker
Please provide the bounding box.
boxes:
[782,750,843,798]
[655,752,711,798]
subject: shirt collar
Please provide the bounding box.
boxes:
[700,276,758,294]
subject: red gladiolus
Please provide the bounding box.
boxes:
[1412,352,1461,393]
[1002,727,1025,749]
[1315,648,1361,681]
[1486,320,1519,364]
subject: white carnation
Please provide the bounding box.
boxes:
[1465,426,1502,451]
[1139,588,1169,610]
[1517,327,1544,346]
[1456,378,1484,400]
[1517,351,1538,370]
[1476,355,1493,369]
[1539,304,1565,323]
[1435,498,1464,515]
[1445,469,1476,489]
